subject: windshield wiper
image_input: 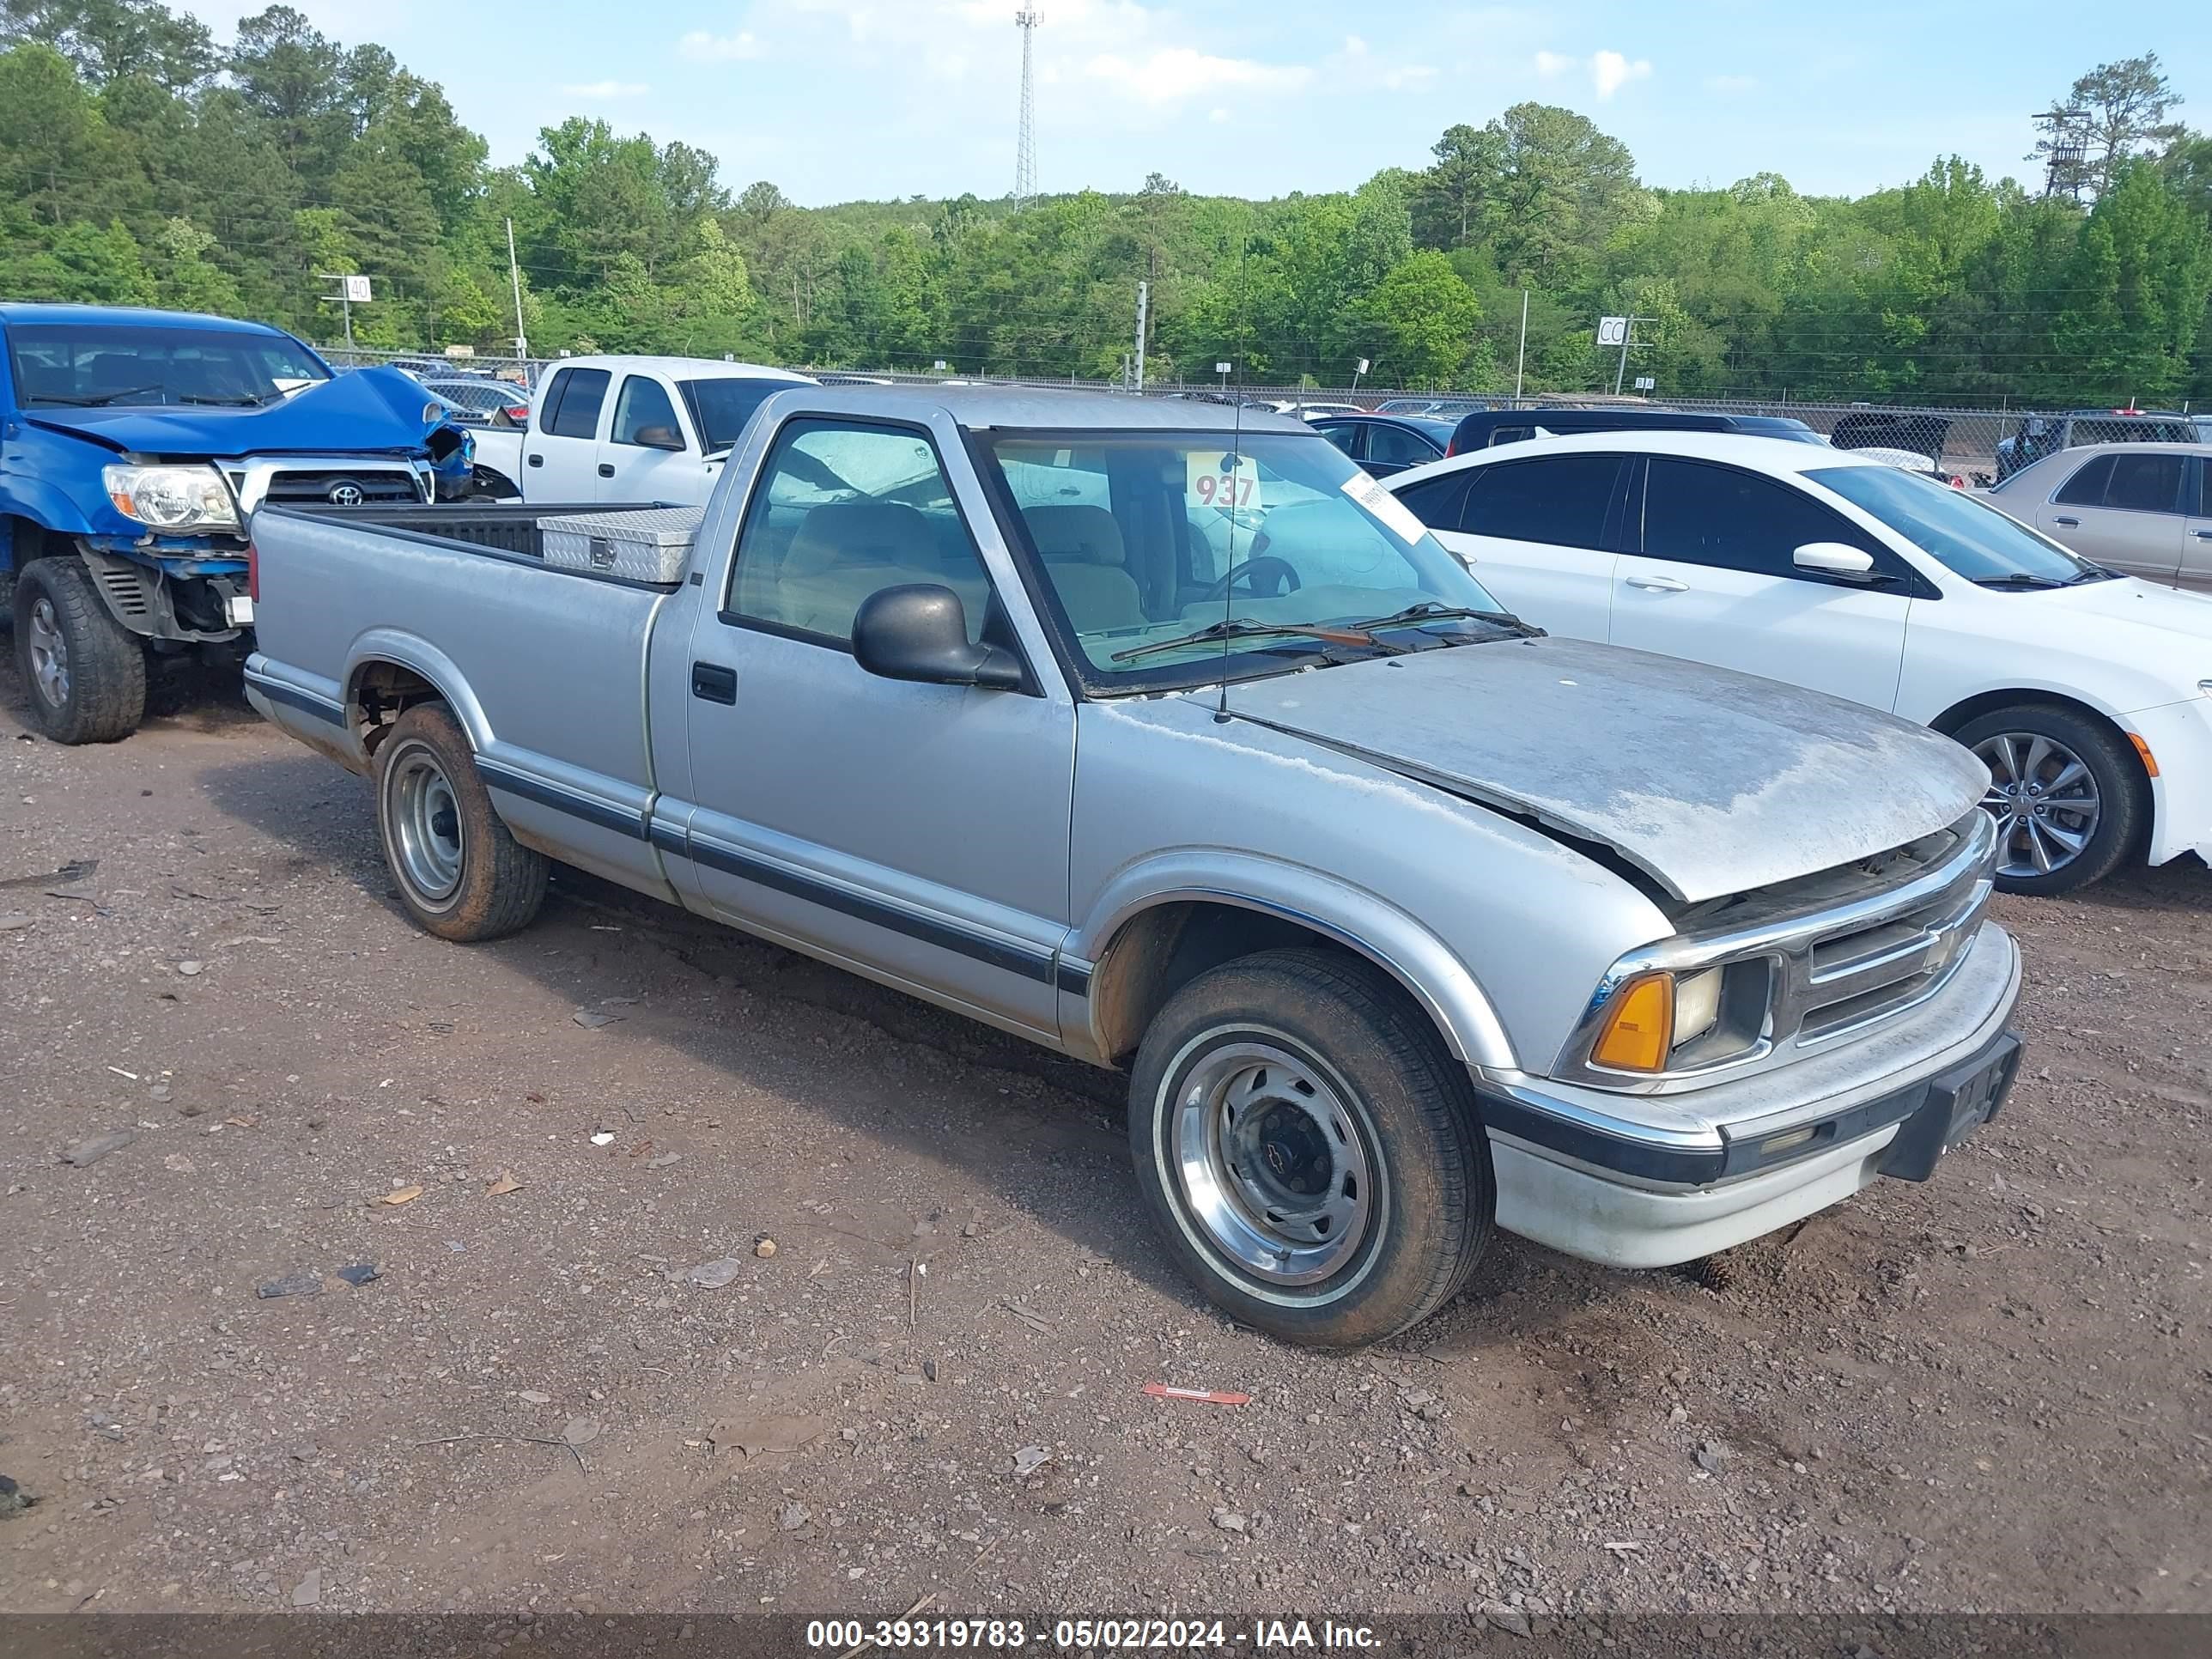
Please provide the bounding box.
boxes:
[1972,573,2066,590]
[1346,601,1546,639]
[33,385,164,407]
[2065,564,2121,585]
[179,392,275,407]
[1110,617,1397,664]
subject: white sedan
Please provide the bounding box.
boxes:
[1384,430,2212,895]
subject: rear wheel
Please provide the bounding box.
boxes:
[1127,947,1492,1347]
[1955,704,2142,896]
[374,703,548,941]
[12,556,146,744]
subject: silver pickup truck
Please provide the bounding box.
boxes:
[244,386,2023,1347]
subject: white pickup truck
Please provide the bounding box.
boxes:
[470,356,815,504]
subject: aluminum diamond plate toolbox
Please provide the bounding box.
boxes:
[538,506,704,584]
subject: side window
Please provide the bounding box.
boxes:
[726,420,992,647]
[1459,456,1622,549]
[1366,424,1437,467]
[1641,459,1870,578]
[2104,453,2184,513]
[2053,455,2115,506]
[1394,471,1473,532]
[611,375,684,449]
[1319,423,1364,460]
[534,368,571,435]
[545,368,610,439]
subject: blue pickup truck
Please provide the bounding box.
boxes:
[2,303,473,742]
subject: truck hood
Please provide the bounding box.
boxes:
[20,367,448,460]
[1207,635,1986,904]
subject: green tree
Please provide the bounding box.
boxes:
[2035,53,2185,199]
[1354,252,1486,386]
[0,0,212,90]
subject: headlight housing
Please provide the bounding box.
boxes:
[103,465,240,534]
[1587,961,1769,1075]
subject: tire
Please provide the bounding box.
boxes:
[12,557,147,744]
[1127,946,1493,1347]
[1954,703,2143,896]
[374,703,549,941]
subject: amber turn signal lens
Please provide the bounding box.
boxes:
[1591,973,1674,1072]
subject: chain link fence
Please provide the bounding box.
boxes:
[330,345,2201,487]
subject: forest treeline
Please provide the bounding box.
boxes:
[3,3,2210,403]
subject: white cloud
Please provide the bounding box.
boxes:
[1704,73,1757,94]
[681,30,764,63]
[1083,47,1313,106]
[562,81,650,99]
[1209,107,1230,124]
[1533,48,1652,100]
[1334,33,1435,92]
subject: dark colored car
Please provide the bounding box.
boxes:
[1993,409,2197,483]
[416,375,532,428]
[1444,406,1821,457]
[1310,414,1456,477]
[1829,410,1953,465]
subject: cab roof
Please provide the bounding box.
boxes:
[0,302,296,335]
[767,381,1313,434]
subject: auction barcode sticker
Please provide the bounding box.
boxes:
[1340,470,1429,544]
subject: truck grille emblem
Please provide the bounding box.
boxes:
[328,482,365,507]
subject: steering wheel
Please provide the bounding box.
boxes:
[1204,555,1302,603]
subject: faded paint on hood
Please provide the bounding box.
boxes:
[21,366,453,459]
[1198,635,1987,904]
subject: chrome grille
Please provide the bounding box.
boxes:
[1795,866,1990,1044]
[262,470,426,506]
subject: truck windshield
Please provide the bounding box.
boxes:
[986,429,1511,686]
[1808,464,2108,587]
[680,378,798,453]
[7,324,329,408]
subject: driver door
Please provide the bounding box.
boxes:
[678,416,1076,1037]
[597,373,703,504]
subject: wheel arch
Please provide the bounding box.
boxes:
[1929,686,2157,860]
[343,631,491,760]
[1073,866,1516,1073]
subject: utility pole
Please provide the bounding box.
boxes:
[1514,289,1528,401]
[1612,315,1654,397]
[1133,279,1148,392]
[318,273,358,353]
[506,218,528,365]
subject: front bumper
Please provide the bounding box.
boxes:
[2127,695,2212,869]
[1473,921,2022,1268]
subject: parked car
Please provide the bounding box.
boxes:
[1282,401,1365,422]
[1992,409,2195,483]
[1376,398,1486,419]
[468,356,816,503]
[1828,410,1952,463]
[413,375,532,428]
[1850,444,1967,489]
[1310,414,1455,477]
[1387,430,2212,894]
[246,386,2021,1346]
[1444,405,1821,456]
[0,301,474,743]
[1978,443,2212,590]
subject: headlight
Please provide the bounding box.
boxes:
[102,465,240,533]
[1588,963,1763,1073]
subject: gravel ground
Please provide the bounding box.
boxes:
[0,653,2207,1627]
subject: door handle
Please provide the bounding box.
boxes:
[597,463,615,478]
[526,453,544,468]
[1626,575,1689,592]
[2052,515,2078,527]
[690,661,737,705]
[2194,530,2212,541]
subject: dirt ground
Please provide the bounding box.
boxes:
[1,651,2207,1629]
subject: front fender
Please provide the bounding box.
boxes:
[1070,851,1516,1070]
[0,425,117,548]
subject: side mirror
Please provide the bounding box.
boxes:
[1792,541,1876,580]
[634,424,684,451]
[852,585,1024,690]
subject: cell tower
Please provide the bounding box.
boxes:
[1013,8,1041,210]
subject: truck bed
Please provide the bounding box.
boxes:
[244,501,689,901]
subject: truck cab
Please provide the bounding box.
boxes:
[468,356,815,506]
[1,303,472,742]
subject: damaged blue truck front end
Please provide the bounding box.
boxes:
[1,302,473,743]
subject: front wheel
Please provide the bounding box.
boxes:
[1955,705,2142,896]
[1127,947,1493,1347]
[374,703,548,941]
[12,557,147,744]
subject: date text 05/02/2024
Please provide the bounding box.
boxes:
[802,1618,1380,1650]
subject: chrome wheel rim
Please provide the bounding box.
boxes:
[27,596,69,708]
[1170,1040,1375,1286]
[388,746,465,902]
[1975,731,2100,879]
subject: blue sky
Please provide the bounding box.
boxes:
[187,2,2207,205]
